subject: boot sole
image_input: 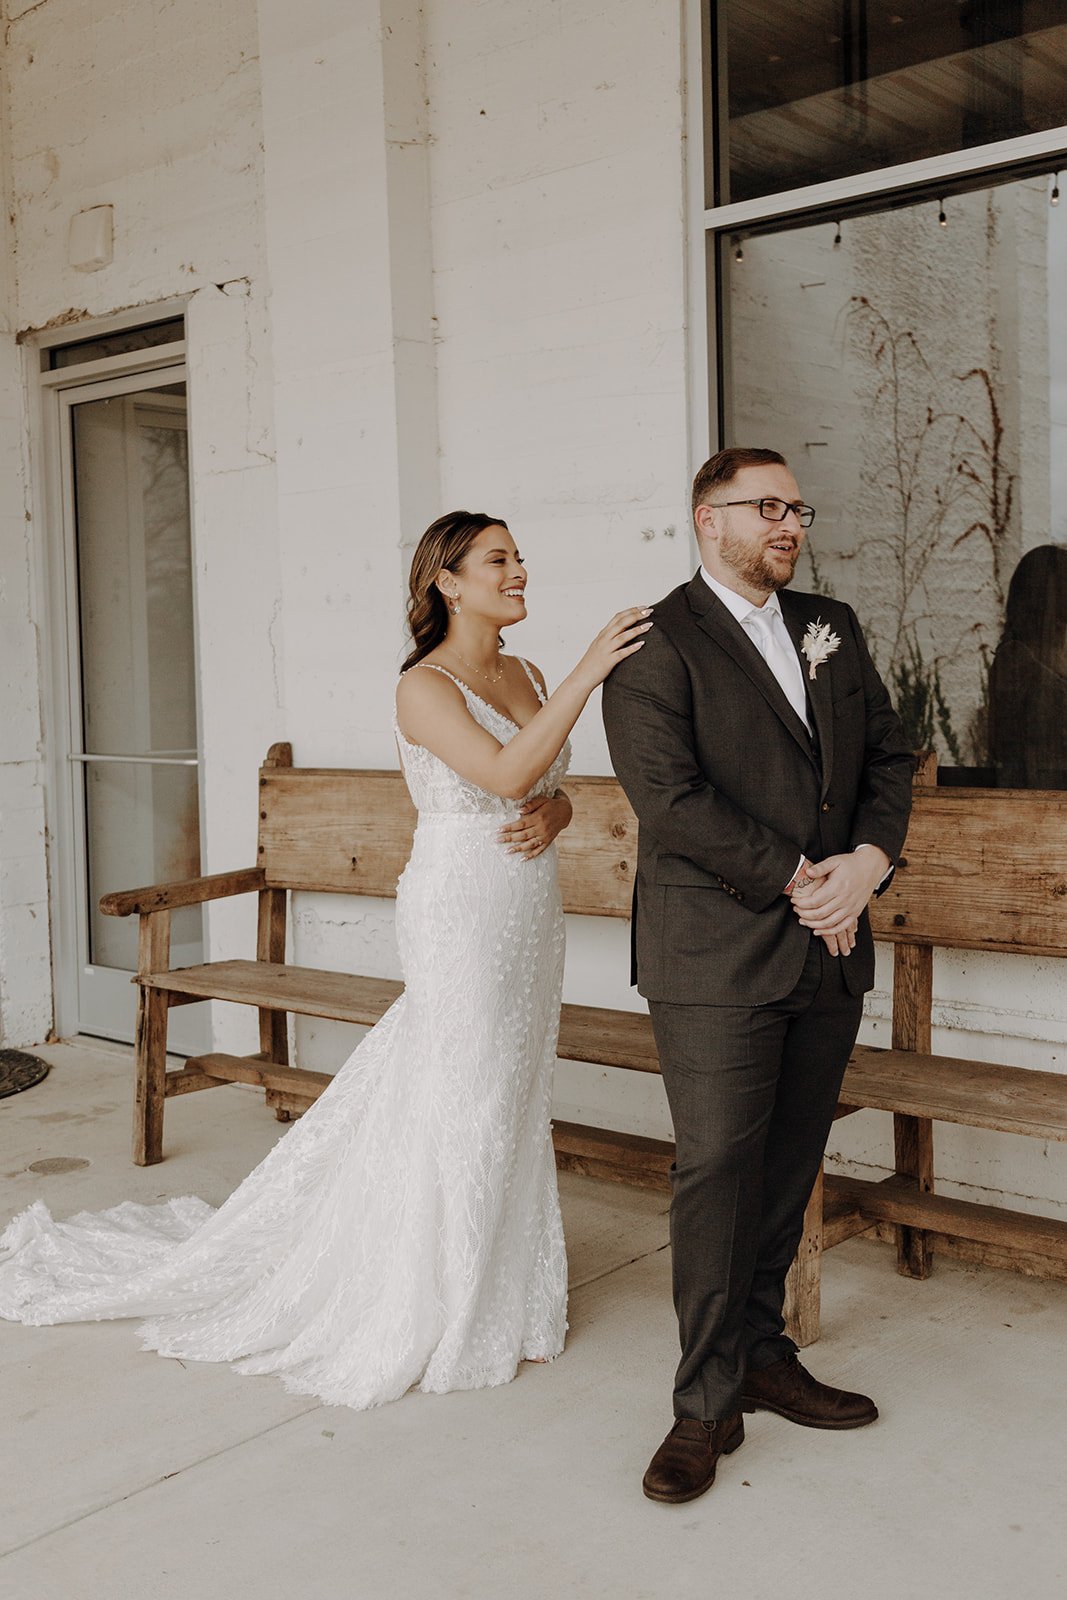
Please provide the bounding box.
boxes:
[741,1398,878,1430]
[641,1423,745,1504]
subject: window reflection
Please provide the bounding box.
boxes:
[988,546,1067,788]
[721,173,1067,787]
[720,2,1067,203]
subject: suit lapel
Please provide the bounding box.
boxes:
[686,574,817,765]
[779,591,834,797]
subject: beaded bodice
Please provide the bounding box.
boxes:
[395,661,570,816]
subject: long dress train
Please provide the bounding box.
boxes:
[0,661,570,1410]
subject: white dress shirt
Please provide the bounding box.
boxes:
[700,566,811,733]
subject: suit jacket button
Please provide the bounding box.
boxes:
[821,801,832,812]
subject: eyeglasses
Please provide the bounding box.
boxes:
[710,498,816,528]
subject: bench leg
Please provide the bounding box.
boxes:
[132,909,171,1166]
[133,985,169,1165]
[894,1113,935,1278]
[257,887,290,1120]
[784,1164,824,1348]
[262,1017,291,1121]
[892,943,935,1278]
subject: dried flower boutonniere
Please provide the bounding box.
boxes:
[800,619,841,680]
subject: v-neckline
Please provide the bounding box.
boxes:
[418,661,541,731]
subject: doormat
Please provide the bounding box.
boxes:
[0,1049,51,1099]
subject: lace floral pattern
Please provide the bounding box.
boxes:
[0,662,570,1410]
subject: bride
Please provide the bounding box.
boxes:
[0,510,651,1410]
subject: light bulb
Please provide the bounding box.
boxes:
[938,201,947,228]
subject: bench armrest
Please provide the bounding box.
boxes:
[100,867,267,918]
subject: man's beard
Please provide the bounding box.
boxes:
[719,527,799,594]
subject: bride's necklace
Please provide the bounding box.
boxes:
[447,644,506,686]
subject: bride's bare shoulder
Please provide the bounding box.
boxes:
[395,660,464,715]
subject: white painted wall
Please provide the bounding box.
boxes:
[427,0,694,754]
[0,32,50,1048]
[0,0,1062,1223]
[0,317,51,1045]
[4,0,265,332]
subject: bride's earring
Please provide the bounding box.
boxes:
[447,592,461,616]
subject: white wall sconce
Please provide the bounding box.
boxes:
[68,205,114,272]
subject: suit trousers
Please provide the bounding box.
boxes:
[648,935,864,1422]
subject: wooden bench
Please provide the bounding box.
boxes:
[101,744,1067,1346]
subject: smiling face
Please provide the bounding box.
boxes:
[694,461,807,603]
[438,524,528,627]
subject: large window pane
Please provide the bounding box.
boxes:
[721,172,1067,787]
[72,383,202,964]
[719,2,1067,204]
[73,387,196,761]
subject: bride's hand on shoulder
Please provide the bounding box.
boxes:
[498,790,573,859]
[572,608,654,691]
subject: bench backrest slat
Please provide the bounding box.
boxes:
[870,786,1067,957]
[259,769,637,916]
[258,763,1067,955]
[260,770,417,897]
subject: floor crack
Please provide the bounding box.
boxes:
[0,1401,321,1560]
[569,1238,670,1294]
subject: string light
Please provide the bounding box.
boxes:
[938,199,947,228]
[733,236,744,263]
[1052,173,1061,207]
[833,220,842,248]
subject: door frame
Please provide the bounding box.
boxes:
[29,306,206,1045]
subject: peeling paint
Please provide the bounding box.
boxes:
[15,305,90,338]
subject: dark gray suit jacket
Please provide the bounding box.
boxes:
[602,573,913,1006]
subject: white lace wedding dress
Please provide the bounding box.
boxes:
[0,661,570,1409]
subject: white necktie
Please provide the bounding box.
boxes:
[745,606,811,733]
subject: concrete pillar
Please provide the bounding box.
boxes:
[0,78,51,1046]
[255,0,440,769]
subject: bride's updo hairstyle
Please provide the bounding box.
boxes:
[401,510,509,671]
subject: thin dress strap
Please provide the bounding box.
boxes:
[410,661,466,690]
[517,657,546,703]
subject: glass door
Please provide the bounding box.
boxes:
[57,368,207,1050]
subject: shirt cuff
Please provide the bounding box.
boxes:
[854,843,892,889]
[784,853,807,894]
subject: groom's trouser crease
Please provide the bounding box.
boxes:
[650,940,862,1423]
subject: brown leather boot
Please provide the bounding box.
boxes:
[641,1413,745,1504]
[741,1354,878,1429]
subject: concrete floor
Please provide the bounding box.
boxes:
[1,1040,1065,1600]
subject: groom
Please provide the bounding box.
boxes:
[602,447,913,1503]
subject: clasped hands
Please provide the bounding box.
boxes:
[788,848,891,958]
[498,791,573,860]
